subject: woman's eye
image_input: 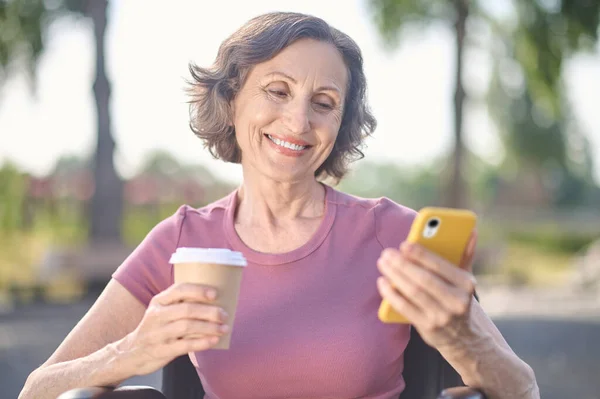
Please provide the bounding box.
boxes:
[315,102,334,110]
[268,89,287,97]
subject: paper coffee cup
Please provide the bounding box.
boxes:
[169,248,247,349]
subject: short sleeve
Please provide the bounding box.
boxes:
[112,205,187,307]
[374,197,417,250]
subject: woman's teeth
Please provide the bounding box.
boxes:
[267,134,307,151]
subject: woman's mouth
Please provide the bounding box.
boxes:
[265,134,309,151]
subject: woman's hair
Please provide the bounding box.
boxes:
[187,11,377,181]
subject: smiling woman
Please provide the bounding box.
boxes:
[231,39,348,183]
[186,13,376,182]
[20,11,539,399]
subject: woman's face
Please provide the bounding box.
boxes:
[231,38,348,183]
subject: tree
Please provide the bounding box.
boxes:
[0,0,123,243]
[338,160,443,207]
[87,0,123,242]
[368,0,471,207]
[510,1,599,116]
[368,0,599,208]
[486,2,599,208]
[0,0,46,89]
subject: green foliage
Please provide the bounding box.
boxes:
[339,151,508,209]
[488,70,567,167]
[0,0,47,85]
[0,161,26,231]
[338,160,442,208]
[500,241,574,287]
[369,0,600,206]
[122,204,176,246]
[507,229,597,255]
[487,42,599,206]
[368,0,454,47]
[553,170,600,207]
[513,0,600,115]
[0,0,86,90]
[140,150,183,177]
[53,154,91,175]
[491,1,600,161]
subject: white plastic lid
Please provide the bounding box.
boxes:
[169,247,247,267]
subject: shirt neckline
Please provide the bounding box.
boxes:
[223,184,337,266]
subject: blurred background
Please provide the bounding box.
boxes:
[1,0,599,398]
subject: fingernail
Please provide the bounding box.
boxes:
[220,309,229,321]
[377,276,389,289]
[206,289,217,300]
[378,258,389,271]
[220,324,229,333]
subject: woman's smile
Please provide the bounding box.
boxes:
[264,133,312,158]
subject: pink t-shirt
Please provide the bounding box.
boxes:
[113,185,416,399]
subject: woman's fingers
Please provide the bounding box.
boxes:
[460,230,478,271]
[168,336,221,356]
[400,243,477,295]
[378,253,451,330]
[139,283,229,350]
[152,283,218,306]
[148,335,221,360]
[123,283,230,376]
[162,319,229,341]
[377,277,426,325]
[386,254,472,316]
[163,301,228,325]
[377,243,479,349]
[378,252,442,312]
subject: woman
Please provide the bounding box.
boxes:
[19,12,539,399]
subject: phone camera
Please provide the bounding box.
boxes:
[427,218,440,228]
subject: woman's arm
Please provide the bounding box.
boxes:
[18,280,146,399]
[435,300,539,398]
[377,238,539,399]
[18,280,227,399]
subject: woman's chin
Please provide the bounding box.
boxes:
[259,164,314,184]
[242,152,318,183]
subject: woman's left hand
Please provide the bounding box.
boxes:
[376,232,479,351]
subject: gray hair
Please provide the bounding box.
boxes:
[187,11,377,181]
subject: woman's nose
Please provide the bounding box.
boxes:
[283,99,311,135]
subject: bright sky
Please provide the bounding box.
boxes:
[0,0,599,184]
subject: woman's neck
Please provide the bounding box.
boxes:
[235,173,326,228]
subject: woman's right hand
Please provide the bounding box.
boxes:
[116,282,229,376]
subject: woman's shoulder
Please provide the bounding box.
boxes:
[331,187,416,217]
[148,191,235,238]
[331,187,417,248]
[180,191,235,220]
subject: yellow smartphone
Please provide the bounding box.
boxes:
[378,207,477,324]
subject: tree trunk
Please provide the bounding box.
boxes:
[446,0,469,208]
[88,0,123,243]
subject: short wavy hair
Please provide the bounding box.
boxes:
[187,12,377,181]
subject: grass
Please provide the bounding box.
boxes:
[122,204,181,246]
[0,209,88,303]
[0,206,172,304]
[475,222,584,288]
[0,230,49,288]
[497,242,576,287]
[0,230,87,304]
